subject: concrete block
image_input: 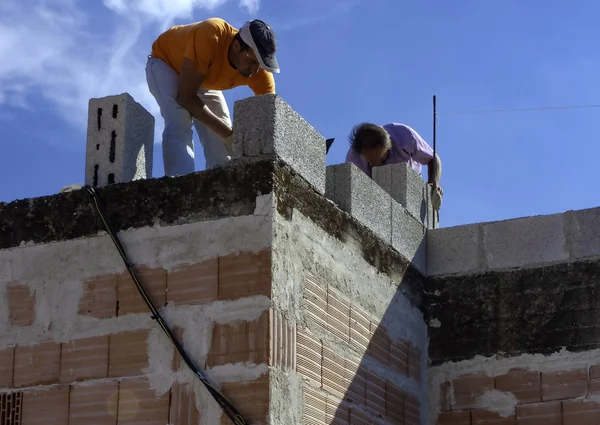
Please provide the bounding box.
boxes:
[391,202,427,274]
[85,93,154,188]
[427,223,482,276]
[325,162,392,244]
[232,94,326,194]
[482,213,568,270]
[372,162,438,229]
[565,206,600,260]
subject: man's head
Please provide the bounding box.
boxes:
[230,19,279,78]
[349,123,392,167]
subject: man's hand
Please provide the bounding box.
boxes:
[176,58,232,138]
[429,183,443,210]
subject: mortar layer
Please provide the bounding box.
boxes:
[427,257,600,364]
[0,159,275,249]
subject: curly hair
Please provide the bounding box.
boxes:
[348,123,391,153]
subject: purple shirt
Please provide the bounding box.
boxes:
[345,123,434,178]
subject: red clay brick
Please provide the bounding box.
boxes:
[495,368,541,404]
[169,382,199,425]
[345,356,367,405]
[166,259,218,306]
[60,335,109,383]
[118,377,170,425]
[79,274,117,318]
[218,250,271,301]
[438,410,471,425]
[7,282,35,326]
[296,329,322,387]
[69,380,119,425]
[304,386,326,425]
[385,382,405,425]
[269,308,296,370]
[349,306,370,356]
[0,347,14,388]
[326,395,350,425]
[452,373,494,410]
[108,330,149,378]
[323,345,349,399]
[439,381,451,411]
[515,400,561,425]
[117,267,167,316]
[390,341,409,376]
[171,326,185,373]
[365,371,386,416]
[219,374,269,425]
[207,310,269,367]
[407,343,421,382]
[303,274,328,331]
[327,289,350,343]
[13,342,61,387]
[405,393,421,425]
[21,385,69,424]
[541,368,588,401]
[472,409,515,424]
[349,407,373,425]
[563,400,600,425]
[590,365,600,379]
[368,320,389,366]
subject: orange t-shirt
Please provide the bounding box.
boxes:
[151,18,275,95]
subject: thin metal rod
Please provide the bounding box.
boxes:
[432,95,437,229]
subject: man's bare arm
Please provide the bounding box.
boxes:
[427,154,442,187]
[176,57,232,138]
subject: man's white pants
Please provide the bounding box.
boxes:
[145,56,232,176]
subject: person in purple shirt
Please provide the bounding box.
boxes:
[345,122,443,207]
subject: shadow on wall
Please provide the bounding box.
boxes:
[296,248,429,424]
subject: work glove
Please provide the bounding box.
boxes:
[223,134,234,154]
[430,184,443,210]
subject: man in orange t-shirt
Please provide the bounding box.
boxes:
[146,18,280,176]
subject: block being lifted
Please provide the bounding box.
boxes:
[232,94,326,194]
[85,93,155,188]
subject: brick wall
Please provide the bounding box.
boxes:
[435,364,600,424]
[297,274,424,425]
[0,248,276,425]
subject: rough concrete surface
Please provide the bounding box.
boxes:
[0,159,275,249]
[426,258,600,364]
[232,94,326,194]
[427,346,600,425]
[373,162,437,229]
[325,162,392,245]
[427,223,482,276]
[565,206,600,260]
[392,202,427,274]
[482,212,569,270]
[85,93,154,188]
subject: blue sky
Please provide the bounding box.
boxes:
[1,0,598,228]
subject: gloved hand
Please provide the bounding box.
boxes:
[223,134,234,153]
[430,184,443,210]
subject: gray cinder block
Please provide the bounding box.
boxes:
[392,202,427,274]
[427,223,483,276]
[85,93,154,188]
[565,207,600,260]
[232,94,326,194]
[482,213,568,270]
[325,162,392,244]
[372,162,437,229]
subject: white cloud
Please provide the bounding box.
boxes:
[0,0,259,145]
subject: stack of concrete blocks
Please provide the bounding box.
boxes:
[85,93,155,188]
[325,163,428,274]
[232,94,326,195]
[372,162,438,230]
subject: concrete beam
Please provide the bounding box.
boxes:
[232,94,326,195]
[372,162,437,229]
[85,93,154,188]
